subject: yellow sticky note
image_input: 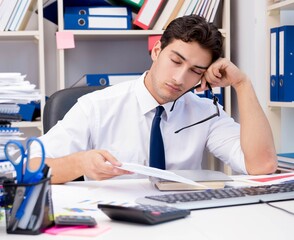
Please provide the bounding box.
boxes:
[56,31,75,49]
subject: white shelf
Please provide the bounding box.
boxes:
[11,121,42,128]
[0,31,40,40]
[59,28,227,41]
[269,101,294,108]
[267,0,294,11]
[0,0,45,133]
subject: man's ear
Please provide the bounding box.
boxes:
[151,40,161,61]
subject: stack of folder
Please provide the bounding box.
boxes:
[46,0,222,30]
[133,0,222,30]
[270,25,294,102]
[64,5,133,30]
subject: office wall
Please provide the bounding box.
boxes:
[231,0,267,122]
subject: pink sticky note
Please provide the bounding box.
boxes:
[44,225,111,237]
[43,225,88,235]
[59,225,111,237]
[56,31,75,49]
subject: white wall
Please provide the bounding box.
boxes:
[231,0,267,121]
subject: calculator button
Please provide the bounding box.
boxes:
[150,211,161,216]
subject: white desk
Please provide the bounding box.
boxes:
[1,179,294,240]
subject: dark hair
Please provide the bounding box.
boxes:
[160,15,223,63]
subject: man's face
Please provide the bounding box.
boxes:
[145,40,212,105]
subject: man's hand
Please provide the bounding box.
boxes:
[199,58,248,90]
[77,149,132,181]
[33,150,133,184]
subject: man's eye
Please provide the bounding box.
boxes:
[171,59,181,64]
[191,69,202,75]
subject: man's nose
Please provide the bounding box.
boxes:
[173,68,188,84]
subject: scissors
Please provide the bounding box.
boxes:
[4,137,45,184]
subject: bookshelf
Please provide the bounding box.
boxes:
[55,0,231,172]
[266,0,294,151]
[0,0,46,132]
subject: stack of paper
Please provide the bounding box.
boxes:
[0,73,41,104]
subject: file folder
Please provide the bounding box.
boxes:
[133,0,168,30]
[64,14,132,30]
[72,73,142,87]
[64,6,132,17]
[278,25,294,102]
[270,27,279,101]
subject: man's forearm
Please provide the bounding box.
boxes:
[234,78,277,174]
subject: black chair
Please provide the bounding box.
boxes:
[43,86,107,133]
[42,86,107,181]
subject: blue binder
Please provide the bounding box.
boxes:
[43,0,113,25]
[270,27,279,101]
[64,6,132,17]
[64,13,132,30]
[72,73,142,87]
[18,101,40,121]
[278,25,294,102]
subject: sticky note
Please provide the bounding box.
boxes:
[56,31,75,50]
[44,225,111,237]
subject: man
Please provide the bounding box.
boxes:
[31,15,277,184]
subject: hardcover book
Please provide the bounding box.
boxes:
[150,170,233,191]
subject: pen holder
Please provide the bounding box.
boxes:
[2,177,54,235]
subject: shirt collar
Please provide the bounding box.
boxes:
[135,72,181,119]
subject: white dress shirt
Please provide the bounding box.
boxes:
[32,73,247,175]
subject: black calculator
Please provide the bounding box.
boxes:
[98,204,190,225]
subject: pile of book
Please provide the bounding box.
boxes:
[61,0,222,30]
[277,153,294,173]
[0,0,37,31]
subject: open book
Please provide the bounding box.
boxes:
[150,170,233,191]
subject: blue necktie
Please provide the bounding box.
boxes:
[149,106,165,169]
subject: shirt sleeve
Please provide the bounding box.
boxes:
[31,99,93,159]
[206,110,247,174]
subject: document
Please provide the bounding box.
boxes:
[117,163,205,187]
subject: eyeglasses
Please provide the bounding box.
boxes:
[170,82,220,134]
